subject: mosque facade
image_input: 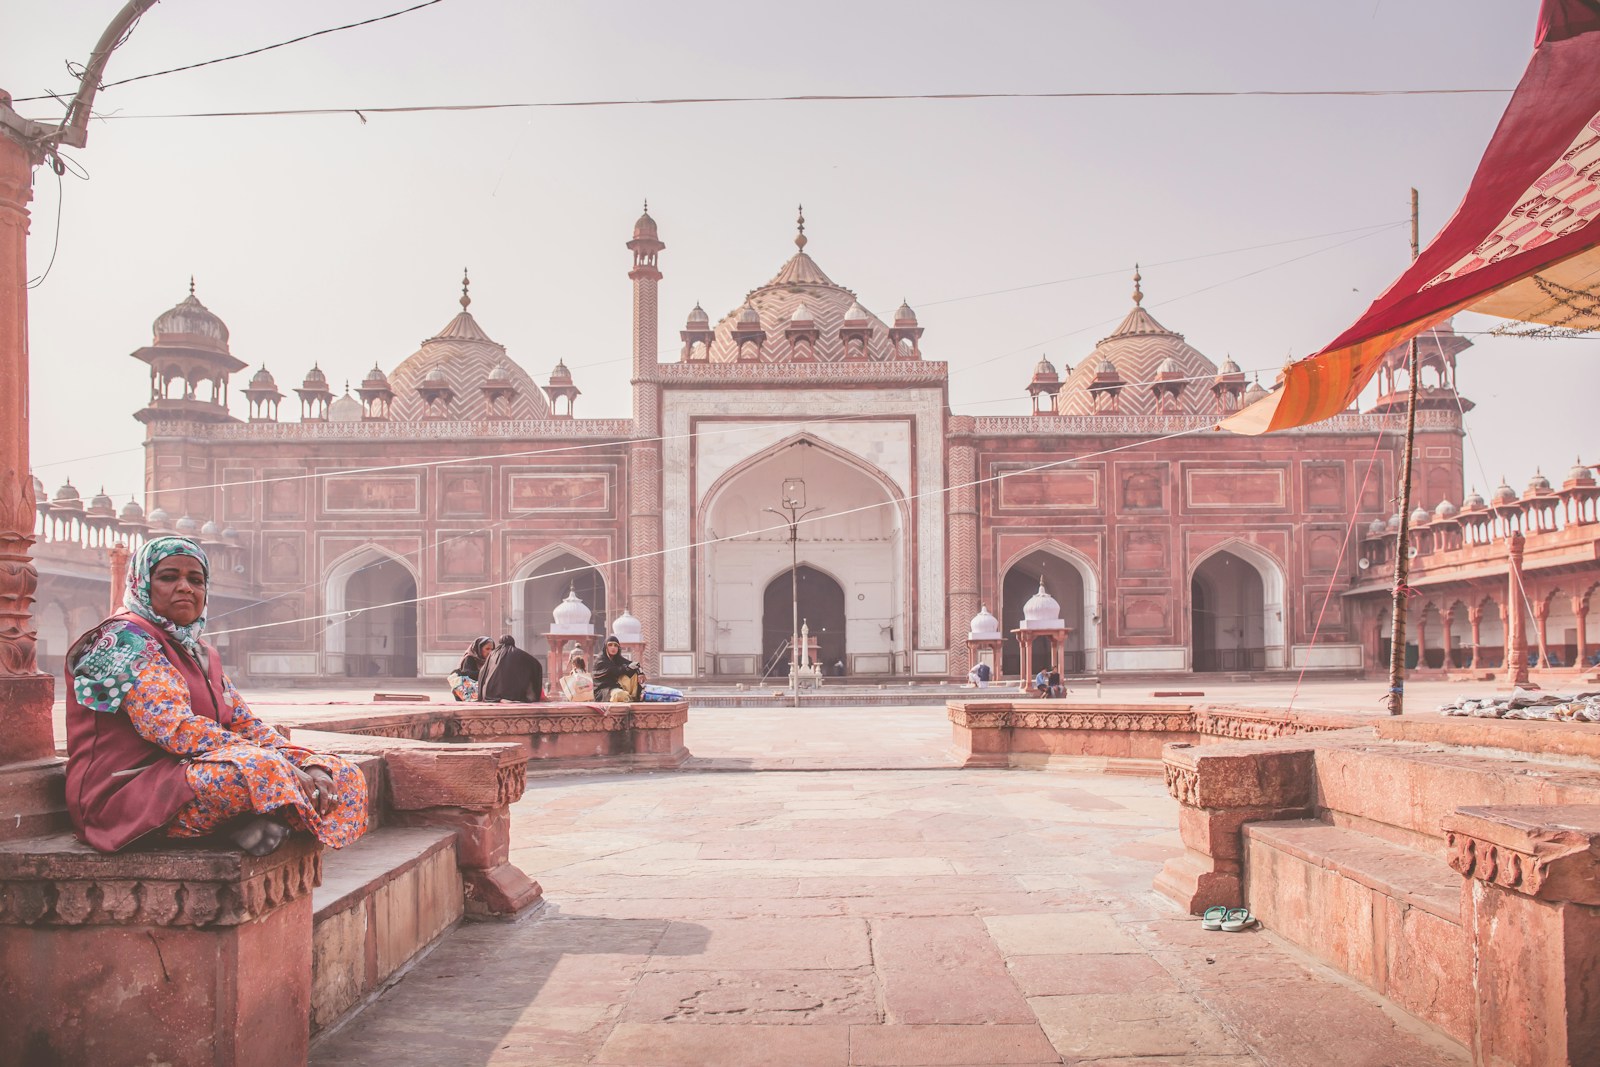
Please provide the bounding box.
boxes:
[31,208,1598,684]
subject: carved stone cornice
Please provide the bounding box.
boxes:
[1443,805,1600,905]
[0,834,321,927]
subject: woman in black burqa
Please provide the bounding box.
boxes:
[591,634,644,703]
[478,635,544,702]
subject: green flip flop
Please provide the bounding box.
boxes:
[1221,907,1258,932]
[1201,905,1228,931]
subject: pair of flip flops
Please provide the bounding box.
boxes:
[1201,906,1258,932]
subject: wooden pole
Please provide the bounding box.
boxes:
[1384,188,1422,715]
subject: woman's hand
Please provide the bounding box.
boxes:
[295,766,337,815]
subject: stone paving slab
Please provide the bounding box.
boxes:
[311,766,1471,1067]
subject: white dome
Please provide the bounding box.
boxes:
[329,393,364,423]
[1410,507,1431,525]
[175,515,200,534]
[789,302,814,325]
[147,507,171,526]
[967,604,1001,641]
[1020,580,1065,630]
[1434,499,1458,519]
[1367,518,1387,536]
[200,520,222,537]
[844,299,870,322]
[686,303,710,327]
[612,608,643,644]
[549,586,594,635]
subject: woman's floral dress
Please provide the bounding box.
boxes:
[123,643,367,846]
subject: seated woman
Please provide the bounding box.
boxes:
[64,537,369,857]
[592,635,643,703]
[559,655,596,701]
[448,636,493,702]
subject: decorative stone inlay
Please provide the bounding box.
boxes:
[0,835,320,927]
[1165,764,1201,806]
[1194,710,1348,741]
[165,418,636,440]
[948,704,1193,733]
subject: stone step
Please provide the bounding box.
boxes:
[1243,818,1471,1045]
[311,825,462,1039]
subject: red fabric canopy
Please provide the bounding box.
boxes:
[1223,0,1600,435]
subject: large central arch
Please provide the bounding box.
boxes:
[324,545,420,677]
[699,435,908,677]
[1189,540,1286,671]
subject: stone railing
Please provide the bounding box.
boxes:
[968,408,1461,437]
[151,417,637,440]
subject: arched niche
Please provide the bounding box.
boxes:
[509,546,609,658]
[1190,541,1286,671]
[997,545,1101,676]
[324,545,420,678]
[699,435,907,677]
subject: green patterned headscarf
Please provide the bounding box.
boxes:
[71,537,210,714]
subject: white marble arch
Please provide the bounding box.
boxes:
[323,543,420,676]
[1189,538,1288,669]
[697,432,909,675]
[998,540,1102,671]
[507,543,611,654]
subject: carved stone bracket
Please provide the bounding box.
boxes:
[0,834,320,927]
[1443,804,1600,905]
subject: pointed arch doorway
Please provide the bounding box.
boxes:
[1190,544,1285,672]
[762,565,846,676]
[999,548,1097,677]
[325,547,419,678]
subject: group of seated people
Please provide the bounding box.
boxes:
[962,660,1066,697]
[448,634,644,703]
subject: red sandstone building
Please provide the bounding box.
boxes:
[30,209,1600,684]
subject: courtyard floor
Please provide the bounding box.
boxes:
[306,698,1474,1067]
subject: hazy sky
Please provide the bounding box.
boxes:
[8,1,1594,507]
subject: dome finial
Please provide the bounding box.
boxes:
[1132,264,1143,306]
[188,275,196,297]
[795,204,807,251]
[460,267,471,310]
[642,198,649,213]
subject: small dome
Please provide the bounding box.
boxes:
[686,303,710,327]
[360,363,390,388]
[200,520,222,538]
[549,586,594,635]
[119,498,145,522]
[1410,507,1431,525]
[1387,512,1402,531]
[147,507,171,526]
[1217,356,1242,375]
[249,365,277,389]
[1031,355,1059,382]
[1434,499,1459,519]
[30,475,44,506]
[175,515,200,534]
[301,363,327,388]
[329,393,364,423]
[1020,580,1065,629]
[1156,356,1182,376]
[424,366,449,383]
[1094,356,1119,377]
[1242,379,1269,405]
[487,362,512,382]
[737,301,761,326]
[222,527,239,539]
[152,283,230,353]
[1367,518,1388,536]
[1527,469,1552,493]
[549,360,573,385]
[88,488,115,513]
[612,608,643,644]
[632,207,658,241]
[1491,480,1518,506]
[967,604,1001,640]
[1463,488,1486,510]
[1567,460,1596,486]
[843,299,870,322]
[894,299,917,324]
[789,303,814,325]
[52,480,80,504]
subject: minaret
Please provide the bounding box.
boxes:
[625,202,664,673]
[627,201,664,438]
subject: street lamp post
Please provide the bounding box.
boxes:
[764,478,822,697]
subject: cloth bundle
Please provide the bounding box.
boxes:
[641,684,682,702]
[1439,688,1600,722]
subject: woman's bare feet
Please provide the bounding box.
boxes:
[231,816,290,856]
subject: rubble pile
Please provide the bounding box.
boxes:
[1440,688,1600,721]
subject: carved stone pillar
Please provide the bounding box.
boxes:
[1533,598,1552,669]
[1507,533,1531,686]
[627,441,662,675]
[1574,598,1590,674]
[108,541,130,616]
[945,444,978,679]
[0,106,54,771]
[1467,605,1483,671]
[1416,611,1431,672]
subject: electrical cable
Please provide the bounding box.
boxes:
[13,1,448,104]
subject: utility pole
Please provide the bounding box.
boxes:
[1384,188,1422,715]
